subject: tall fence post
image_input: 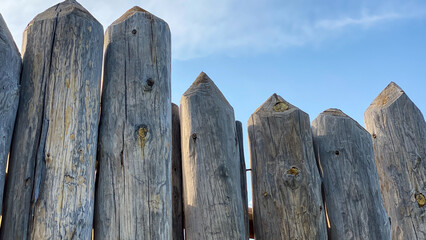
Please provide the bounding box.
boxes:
[180,72,246,239]
[172,103,184,240]
[248,94,327,239]
[312,108,391,240]
[236,120,249,240]
[365,82,426,240]
[1,1,103,239]
[94,6,172,240]
[0,14,21,214]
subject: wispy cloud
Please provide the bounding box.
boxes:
[315,13,402,30]
[1,0,426,60]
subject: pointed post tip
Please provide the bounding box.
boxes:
[112,6,160,25]
[386,81,403,92]
[0,14,20,53]
[368,82,405,109]
[182,71,232,109]
[194,72,212,85]
[253,94,296,115]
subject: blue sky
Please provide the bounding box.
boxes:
[2,0,426,206]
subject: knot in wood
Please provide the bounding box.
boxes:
[415,193,425,208]
[146,78,154,87]
[287,167,299,176]
[372,133,377,138]
[191,133,197,141]
[25,178,31,187]
[215,165,229,179]
[132,29,137,34]
[334,150,340,156]
[284,167,302,190]
[273,102,289,112]
[144,78,154,91]
[137,125,148,149]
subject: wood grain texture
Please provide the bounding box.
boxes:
[312,108,391,240]
[248,94,327,240]
[364,82,426,240]
[94,7,172,240]
[236,120,249,240]
[172,103,184,240]
[180,72,246,240]
[1,1,103,239]
[0,14,21,214]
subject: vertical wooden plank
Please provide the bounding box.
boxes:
[172,103,184,240]
[365,82,426,240]
[1,1,103,239]
[180,72,246,240]
[248,94,327,240]
[0,14,21,214]
[236,120,249,240]
[312,108,391,240]
[94,6,172,240]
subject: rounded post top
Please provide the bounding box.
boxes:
[320,108,348,117]
[29,0,100,25]
[315,108,367,133]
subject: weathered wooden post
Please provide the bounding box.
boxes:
[172,103,184,240]
[180,72,246,239]
[1,1,103,239]
[94,7,171,240]
[365,82,426,240]
[248,94,327,240]
[312,109,390,240]
[0,14,21,213]
[236,120,249,240]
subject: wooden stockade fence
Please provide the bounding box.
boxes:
[0,1,425,239]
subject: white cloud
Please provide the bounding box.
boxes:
[1,0,426,60]
[315,13,401,30]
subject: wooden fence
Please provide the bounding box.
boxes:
[0,1,425,239]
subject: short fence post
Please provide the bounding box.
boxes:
[247,94,327,239]
[312,108,391,240]
[365,82,426,240]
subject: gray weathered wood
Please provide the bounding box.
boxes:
[312,108,391,240]
[248,94,327,240]
[172,103,184,240]
[1,1,103,239]
[364,82,426,240]
[236,120,249,240]
[0,13,21,214]
[180,72,246,240]
[94,7,171,240]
